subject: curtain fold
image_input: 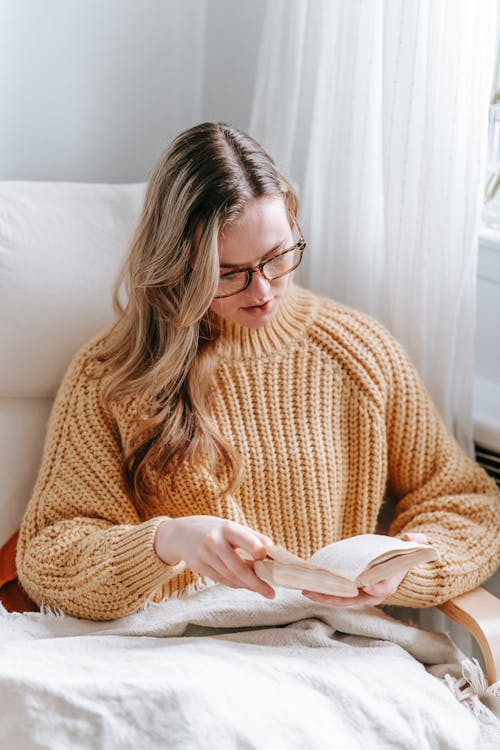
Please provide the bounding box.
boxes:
[250,0,497,456]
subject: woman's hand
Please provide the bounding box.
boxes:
[302,532,428,607]
[154,515,276,599]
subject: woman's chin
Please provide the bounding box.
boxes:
[237,297,280,327]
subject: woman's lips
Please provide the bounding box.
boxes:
[241,299,273,314]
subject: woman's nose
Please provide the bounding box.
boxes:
[248,268,271,294]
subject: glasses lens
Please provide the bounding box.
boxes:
[216,270,248,298]
[263,245,303,280]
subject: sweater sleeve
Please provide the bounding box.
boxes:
[16,340,186,620]
[374,327,500,608]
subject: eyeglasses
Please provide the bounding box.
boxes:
[214,221,306,299]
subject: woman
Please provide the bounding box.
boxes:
[16,122,500,621]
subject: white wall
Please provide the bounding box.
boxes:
[203,0,267,128]
[0,0,265,183]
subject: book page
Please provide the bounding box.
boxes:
[253,558,358,596]
[309,534,433,581]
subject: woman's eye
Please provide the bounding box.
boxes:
[267,252,290,269]
[220,271,240,281]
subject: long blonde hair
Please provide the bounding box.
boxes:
[99,122,298,518]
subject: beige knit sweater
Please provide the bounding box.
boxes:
[17,284,500,620]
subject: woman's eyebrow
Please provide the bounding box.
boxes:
[220,239,287,268]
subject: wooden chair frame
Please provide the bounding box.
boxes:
[438,587,500,685]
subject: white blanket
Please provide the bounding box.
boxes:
[1,585,499,750]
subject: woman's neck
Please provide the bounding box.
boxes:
[211,283,316,360]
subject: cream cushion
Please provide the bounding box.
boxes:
[0,181,145,544]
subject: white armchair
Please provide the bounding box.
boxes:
[0,180,498,686]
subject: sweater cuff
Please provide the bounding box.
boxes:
[383,561,450,608]
[111,516,187,601]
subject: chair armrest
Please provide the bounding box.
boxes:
[438,587,500,686]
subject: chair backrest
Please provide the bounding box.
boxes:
[0,181,145,545]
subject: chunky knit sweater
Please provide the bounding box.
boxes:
[17,284,500,620]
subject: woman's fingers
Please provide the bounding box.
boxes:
[223,525,276,596]
[402,532,428,544]
[303,589,388,606]
[200,561,240,589]
[155,516,276,599]
[302,589,379,606]
[213,547,275,598]
[303,569,407,607]
[361,570,406,597]
[224,525,273,560]
[201,524,275,598]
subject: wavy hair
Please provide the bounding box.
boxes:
[98,122,298,518]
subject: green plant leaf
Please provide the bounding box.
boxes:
[484,173,500,204]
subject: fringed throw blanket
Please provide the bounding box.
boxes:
[1,585,499,749]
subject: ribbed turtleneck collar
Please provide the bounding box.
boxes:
[212,283,317,361]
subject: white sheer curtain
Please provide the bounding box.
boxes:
[250,0,497,456]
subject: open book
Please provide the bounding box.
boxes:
[251,534,440,597]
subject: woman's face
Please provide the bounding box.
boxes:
[209,195,294,329]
